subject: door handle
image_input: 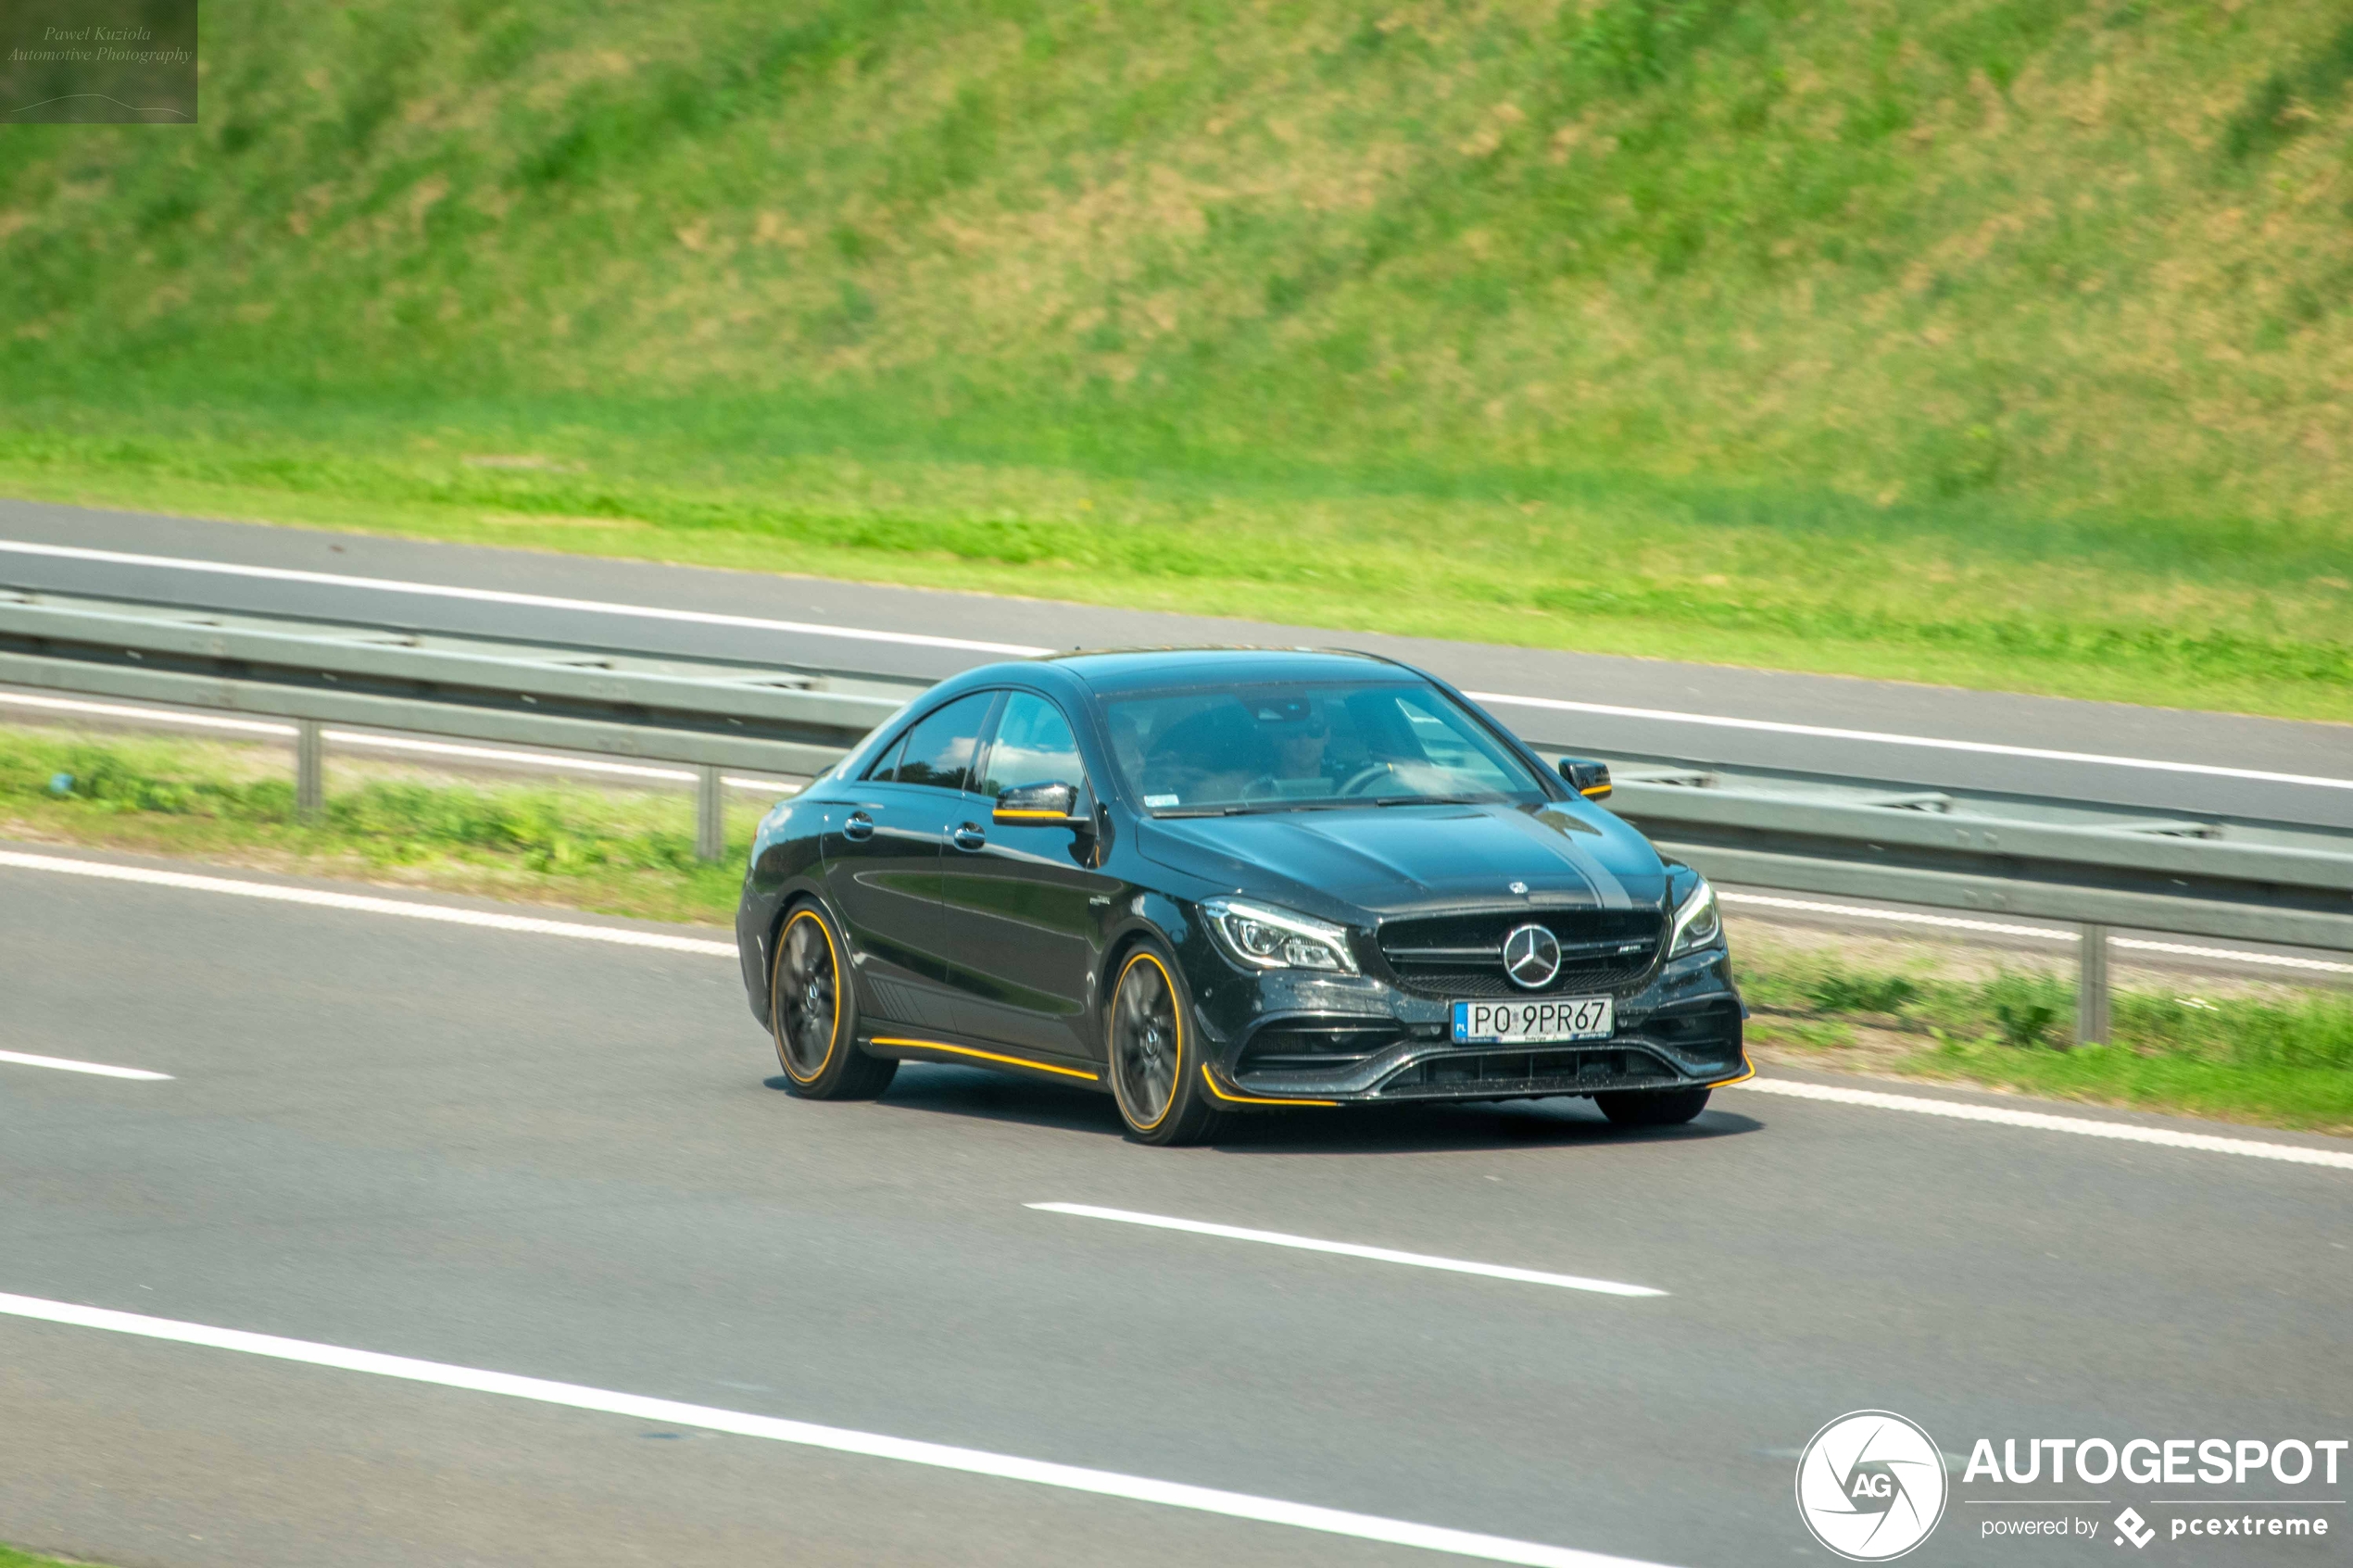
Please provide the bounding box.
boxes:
[950,822,988,852]
[841,810,875,842]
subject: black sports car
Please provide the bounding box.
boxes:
[736,648,1747,1145]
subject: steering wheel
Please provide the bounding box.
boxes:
[1335,762,1399,797]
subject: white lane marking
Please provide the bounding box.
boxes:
[1730,1079,2353,1171]
[1722,891,2353,975]
[1721,891,2070,942]
[14,538,2347,795]
[1028,1203,1665,1298]
[0,851,736,957]
[7,848,2341,1172]
[0,539,1052,658]
[2111,937,2353,976]
[1469,690,2353,792]
[0,1048,170,1081]
[0,691,795,792]
[0,1292,1671,1568]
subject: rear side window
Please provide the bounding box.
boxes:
[869,691,997,792]
[975,691,1087,800]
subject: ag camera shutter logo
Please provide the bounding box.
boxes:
[1795,1411,1949,1561]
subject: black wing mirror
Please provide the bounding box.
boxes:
[993,780,1084,825]
[1556,757,1612,801]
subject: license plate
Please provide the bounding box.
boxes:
[1452,996,1614,1044]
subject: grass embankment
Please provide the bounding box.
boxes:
[0,1547,118,1568]
[1742,947,2353,1134]
[1,726,757,926]
[5,3,2353,717]
[8,724,2349,1135]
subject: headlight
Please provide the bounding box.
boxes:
[1200,897,1359,974]
[1668,875,1721,955]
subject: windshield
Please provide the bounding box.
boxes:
[1101,681,1547,813]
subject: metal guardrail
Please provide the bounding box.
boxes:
[0,589,926,860]
[4,585,2349,1043]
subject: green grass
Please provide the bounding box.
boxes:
[0,1546,120,1568]
[2,725,756,926]
[3,2,2352,716]
[7,721,2350,1134]
[1742,950,2353,1133]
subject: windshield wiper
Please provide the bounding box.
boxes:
[1153,801,1351,818]
[1373,795,1489,807]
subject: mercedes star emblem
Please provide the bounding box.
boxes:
[1502,922,1562,989]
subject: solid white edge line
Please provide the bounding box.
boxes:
[6,850,2342,1168]
[0,1292,1671,1568]
[0,850,736,957]
[1028,1204,1666,1298]
[11,538,2347,794]
[0,1048,170,1081]
[0,539,1052,658]
[0,690,296,735]
[1718,892,2353,973]
[1727,1079,2353,1171]
[1467,690,2353,792]
[1718,891,2071,942]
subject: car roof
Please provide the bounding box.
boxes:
[1035,646,1416,695]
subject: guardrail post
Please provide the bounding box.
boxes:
[295,720,324,821]
[695,764,724,862]
[2075,922,2110,1047]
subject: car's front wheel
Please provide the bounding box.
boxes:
[1106,944,1222,1146]
[1595,1086,1711,1126]
[771,902,897,1100]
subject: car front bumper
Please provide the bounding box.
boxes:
[1187,944,1747,1107]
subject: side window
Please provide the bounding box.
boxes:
[975,691,1088,801]
[882,691,998,792]
[861,731,910,783]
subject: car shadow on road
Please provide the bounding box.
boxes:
[772,1066,1762,1153]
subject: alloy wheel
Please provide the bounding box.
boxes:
[1112,954,1180,1128]
[774,911,839,1081]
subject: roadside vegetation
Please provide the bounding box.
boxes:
[0,1546,119,1568]
[5,2,2353,717]
[1741,948,2353,1135]
[7,722,2349,1135]
[0,726,757,927]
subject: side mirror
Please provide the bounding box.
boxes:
[993,780,1084,825]
[1556,757,1612,801]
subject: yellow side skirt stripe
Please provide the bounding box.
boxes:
[1200,1065,1338,1108]
[868,1036,1100,1082]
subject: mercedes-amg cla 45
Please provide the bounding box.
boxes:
[736,649,1747,1145]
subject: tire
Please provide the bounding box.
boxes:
[770,902,897,1100]
[1105,943,1223,1147]
[1595,1086,1711,1127]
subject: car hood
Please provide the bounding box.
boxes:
[1136,801,1668,920]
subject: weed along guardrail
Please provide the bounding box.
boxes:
[4,585,2349,1044]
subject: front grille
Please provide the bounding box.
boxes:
[1378,1047,1679,1098]
[1376,908,1665,997]
[1239,1020,1403,1078]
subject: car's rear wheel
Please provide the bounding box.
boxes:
[1106,944,1221,1146]
[771,903,897,1100]
[1594,1086,1711,1126]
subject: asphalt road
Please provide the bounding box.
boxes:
[2,498,2347,829]
[2,843,2347,1568]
